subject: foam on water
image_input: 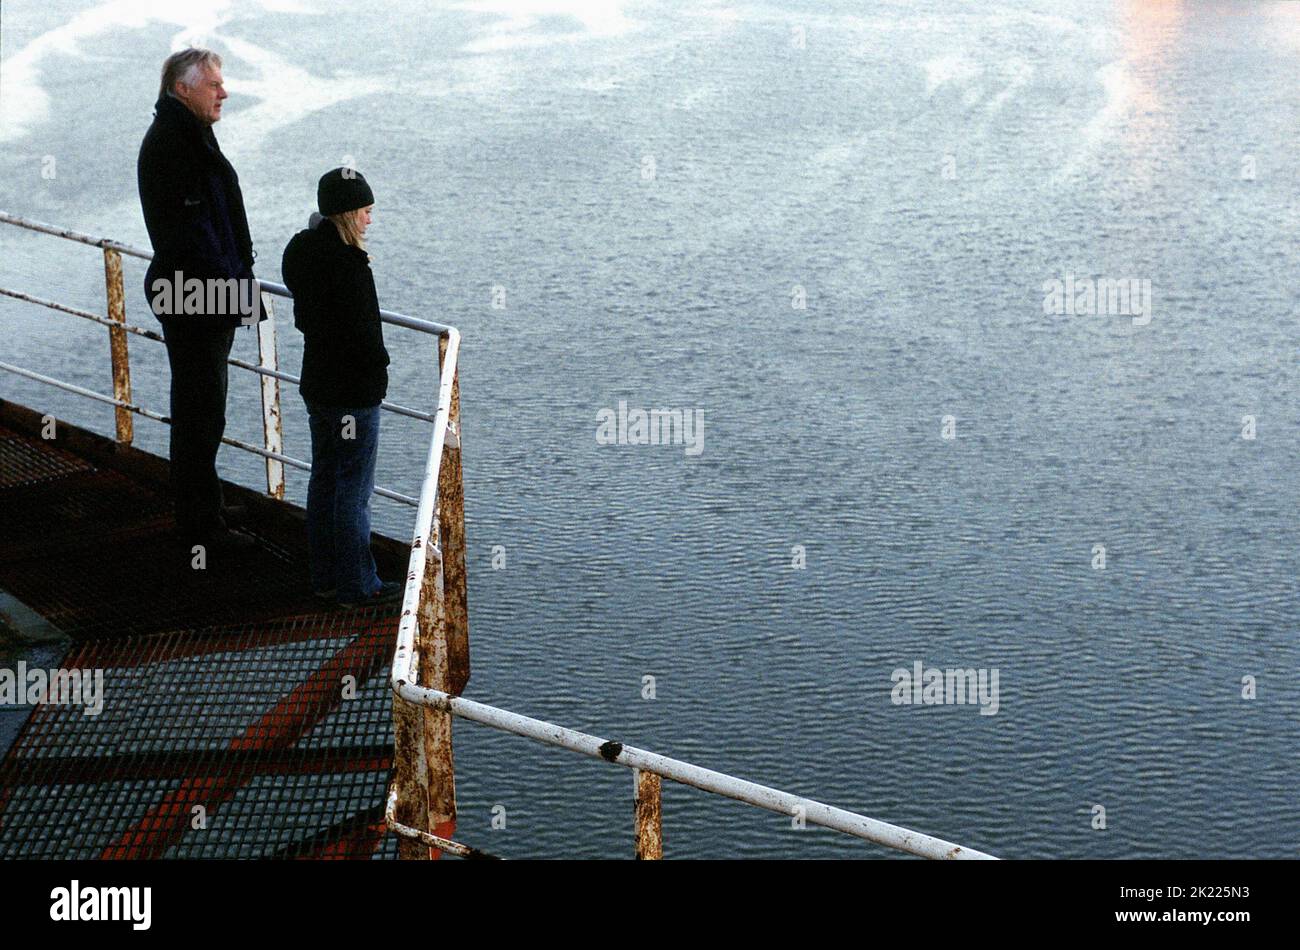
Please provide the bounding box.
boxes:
[0,0,229,142]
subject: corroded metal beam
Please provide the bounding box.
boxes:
[102,248,132,445]
[634,769,663,859]
[437,337,470,695]
[392,331,466,860]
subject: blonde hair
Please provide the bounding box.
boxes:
[160,48,222,100]
[327,208,369,254]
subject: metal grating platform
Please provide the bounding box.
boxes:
[0,432,95,489]
[0,420,405,859]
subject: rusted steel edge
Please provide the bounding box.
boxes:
[390,681,998,861]
[384,787,499,860]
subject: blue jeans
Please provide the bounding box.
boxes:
[304,399,381,600]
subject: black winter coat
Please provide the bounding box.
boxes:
[137,94,258,327]
[281,219,390,408]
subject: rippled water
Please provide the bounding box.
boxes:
[1,0,1297,858]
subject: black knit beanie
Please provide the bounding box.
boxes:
[317,167,374,216]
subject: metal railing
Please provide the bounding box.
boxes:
[0,211,441,506]
[0,210,996,860]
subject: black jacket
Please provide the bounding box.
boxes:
[281,219,390,408]
[137,94,258,327]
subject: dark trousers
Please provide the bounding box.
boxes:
[304,399,382,600]
[159,316,236,539]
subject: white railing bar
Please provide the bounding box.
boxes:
[217,435,417,506]
[372,486,419,507]
[0,210,151,259]
[1,285,438,423]
[0,211,453,337]
[257,278,453,336]
[383,787,500,860]
[391,679,996,861]
[0,361,419,507]
[0,361,168,422]
[0,287,164,341]
[223,357,436,422]
[394,328,460,646]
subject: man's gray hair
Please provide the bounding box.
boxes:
[158,48,222,100]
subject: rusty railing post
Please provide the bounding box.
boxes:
[102,248,132,445]
[392,471,449,860]
[392,686,433,859]
[395,338,468,859]
[411,547,457,859]
[255,291,285,498]
[437,335,470,694]
[634,768,663,859]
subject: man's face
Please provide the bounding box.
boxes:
[175,64,227,125]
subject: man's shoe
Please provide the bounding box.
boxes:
[337,580,404,609]
[312,588,337,602]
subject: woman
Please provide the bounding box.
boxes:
[281,167,400,607]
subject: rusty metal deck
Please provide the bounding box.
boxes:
[0,401,407,859]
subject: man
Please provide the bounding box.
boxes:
[138,48,260,551]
